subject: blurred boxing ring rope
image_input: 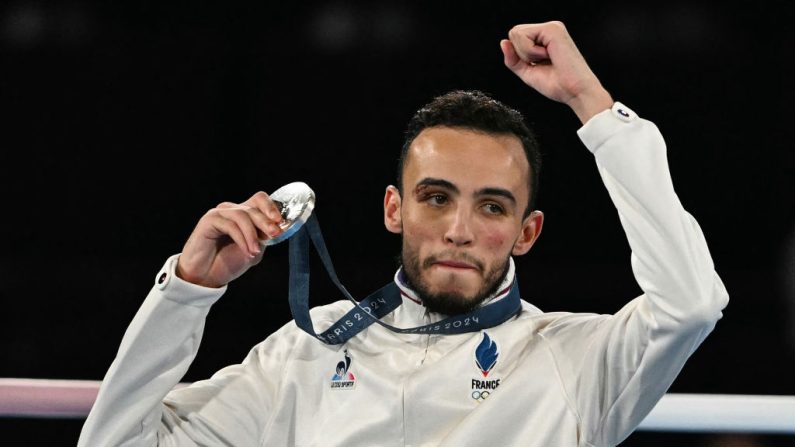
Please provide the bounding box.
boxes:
[2,378,794,433]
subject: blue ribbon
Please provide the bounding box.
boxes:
[288,214,523,345]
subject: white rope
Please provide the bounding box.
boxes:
[2,378,794,433]
[637,393,795,433]
[0,378,100,418]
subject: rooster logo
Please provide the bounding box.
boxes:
[475,333,499,377]
[331,349,355,381]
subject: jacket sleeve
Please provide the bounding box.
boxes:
[77,254,274,446]
[540,103,729,446]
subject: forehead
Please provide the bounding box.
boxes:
[405,126,530,195]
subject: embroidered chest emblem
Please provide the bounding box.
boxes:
[330,349,356,390]
[471,333,501,401]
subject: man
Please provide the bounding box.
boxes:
[79,21,729,446]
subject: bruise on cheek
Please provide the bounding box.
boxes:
[483,231,508,249]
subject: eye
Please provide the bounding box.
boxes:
[483,203,505,215]
[428,194,448,206]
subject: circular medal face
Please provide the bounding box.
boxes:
[261,181,316,246]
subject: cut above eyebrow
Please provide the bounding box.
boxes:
[415,177,459,193]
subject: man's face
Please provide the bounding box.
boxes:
[384,127,543,315]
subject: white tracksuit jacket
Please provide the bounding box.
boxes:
[78,103,729,447]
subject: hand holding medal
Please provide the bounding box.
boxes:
[174,183,312,288]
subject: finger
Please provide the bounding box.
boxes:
[500,39,521,70]
[508,25,551,64]
[510,35,549,64]
[216,199,282,241]
[211,215,258,258]
[525,45,549,63]
[240,195,285,239]
[501,38,539,83]
[245,191,284,223]
[244,206,284,240]
[250,249,265,267]
[217,207,263,256]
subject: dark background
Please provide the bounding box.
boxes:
[1,1,793,445]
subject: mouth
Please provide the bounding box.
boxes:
[433,260,478,270]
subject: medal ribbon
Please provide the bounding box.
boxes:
[288,214,522,345]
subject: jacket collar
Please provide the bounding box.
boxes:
[392,257,516,313]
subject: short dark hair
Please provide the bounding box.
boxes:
[398,90,542,215]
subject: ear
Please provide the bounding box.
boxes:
[384,185,403,234]
[512,210,544,256]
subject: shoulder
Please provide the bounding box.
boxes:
[515,300,609,337]
[246,300,354,360]
[309,299,356,325]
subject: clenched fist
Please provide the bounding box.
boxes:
[500,21,613,123]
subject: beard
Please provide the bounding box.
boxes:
[400,244,510,316]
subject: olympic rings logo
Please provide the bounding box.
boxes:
[471,390,491,401]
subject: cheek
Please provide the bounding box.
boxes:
[402,206,440,237]
[402,219,438,254]
[482,228,511,252]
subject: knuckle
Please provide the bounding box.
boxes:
[253,191,278,210]
[204,208,225,220]
[227,207,245,218]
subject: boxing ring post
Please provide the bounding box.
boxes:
[2,378,795,433]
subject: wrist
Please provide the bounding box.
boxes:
[568,85,613,125]
[175,256,219,288]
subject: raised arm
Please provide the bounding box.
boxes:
[502,21,729,444]
[500,21,613,124]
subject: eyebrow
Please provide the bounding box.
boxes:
[415,177,458,193]
[415,177,517,207]
[476,187,517,207]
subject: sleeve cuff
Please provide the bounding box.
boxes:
[153,254,227,307]
[576,101,640,154]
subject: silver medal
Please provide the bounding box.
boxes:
[261,181,316,246]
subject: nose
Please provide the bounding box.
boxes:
[444,207,474,246]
